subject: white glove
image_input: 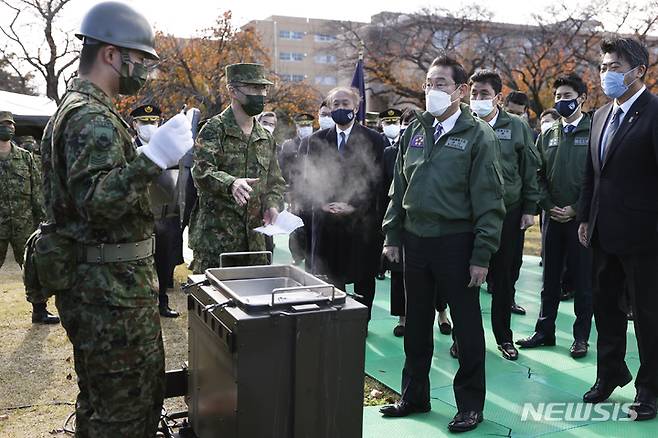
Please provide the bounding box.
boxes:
[140,113,194,169]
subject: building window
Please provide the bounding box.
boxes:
[279,30,304,40]
[315,76,337,86]
[279,52,304,62]
[315,33,336,42]
[281,74,305,82]
[314,54,337,64]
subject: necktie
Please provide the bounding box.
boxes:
[600,107,624,161]
[434,123,444,143]
[563,125,576,134]
[338,131,346,153]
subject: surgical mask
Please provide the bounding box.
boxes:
[0,125,14,141]
[331,108,355,126]
[601,67,638,99]
[297,126,313,138]
[111,51,148,96]
[541,122,554,134]
[261,124,275,134]
[318,115,335,130]
[554,98,580,118]
[383,124,401,139]
[426,89,456,117]
[239,93,266,117]
[470,99,495,117]
[136,124,157,143]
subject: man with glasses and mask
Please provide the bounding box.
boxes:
[380,55,504,433]
[469,69,539,362]
[578,37,658,421]
[517,73,593,360]
[40,2,194,435]
[190,63,285,271]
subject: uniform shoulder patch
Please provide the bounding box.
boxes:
[409,133,424,148]
[444,136,468,151]
[89,116,117,150]
[495,128,512,140]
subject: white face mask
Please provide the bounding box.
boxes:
[383,123,401,139]
[137,124,157,143]
[318,115,335,130]
[541,122,554,134]
[261,124,275,134]
[297,126,313,138]
[470,99,495,117]
[426,88,456,117]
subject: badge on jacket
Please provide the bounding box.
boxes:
[444,137,468,151]
[495,128,512,140]
[410,134,424,148]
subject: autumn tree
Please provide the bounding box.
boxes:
[0,55,36,94]
[117,11,321,136]
[0,0,79,102]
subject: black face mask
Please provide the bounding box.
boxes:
[554,98,580,118]
[331,108,355,125]
[110,50,149,96]
[235,88,266,116]
[0,125,14,141]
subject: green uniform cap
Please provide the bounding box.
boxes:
[0,111,15,124]
[226,63,273,85]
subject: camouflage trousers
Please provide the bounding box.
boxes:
[0,227,30,268]
[55,292,165,438]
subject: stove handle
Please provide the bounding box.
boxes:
[270,285,336,307]
[219,251,273,267]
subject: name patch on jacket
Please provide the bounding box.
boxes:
[444,137,468,151]
[409,134,424,148]
[548,137,559,148]
[495,128,512,140]
[574,137,588,146]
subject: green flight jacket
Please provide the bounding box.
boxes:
[536,113,591,211]
[382,104,506,267]
[490,109,540,213]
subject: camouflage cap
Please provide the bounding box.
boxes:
[0,111,15,124]
[226,63,273,85]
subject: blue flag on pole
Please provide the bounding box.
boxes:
[351,57,366,123]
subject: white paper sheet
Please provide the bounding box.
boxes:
[253,210,304,236]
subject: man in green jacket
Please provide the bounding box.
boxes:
[190,63,285,271]
[517,73,593,359]
[379,55,505,433]
[469,70,540,361]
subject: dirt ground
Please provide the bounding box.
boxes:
[0,222,541,436]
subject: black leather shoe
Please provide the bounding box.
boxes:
[510,303,526,315]
[583,370,633,403]
[498,342,519,361]
[393,324,405,337]
[559,289,574,301]
[380,400,431,417]
[32,310,60,325]
[159,306,180,318]
[516,332,556,348]
[449,342,459,359]
[629,388,657,421]
[570,340,589,358]
[376,273,387,280]
[439,321,452,335]
[448,411,483,433]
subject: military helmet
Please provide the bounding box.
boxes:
[75,1,159,60]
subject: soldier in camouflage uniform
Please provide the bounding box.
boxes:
[0,111,59,324]
[40,3,192,437]
[190,63,285,272]
[16,135,42,168]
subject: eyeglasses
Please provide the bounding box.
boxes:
[422,81,456,91]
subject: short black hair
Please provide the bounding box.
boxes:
[540,108,560,120]
[469,69,503,95]
[429,55,467,85]
[505,91,529,107]
[601,37,649,79]
[553,73,588,96]
[78,43,106,75]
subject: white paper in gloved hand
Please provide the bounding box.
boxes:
[140,113,194,169]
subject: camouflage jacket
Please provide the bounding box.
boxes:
[41,78,162,307]
[189,106,285,256]
[0,142,45,239]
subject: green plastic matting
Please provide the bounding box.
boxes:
[271,236,654,438]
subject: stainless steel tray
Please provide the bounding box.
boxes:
[205,264,346,312]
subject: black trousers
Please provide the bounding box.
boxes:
[401,231,485,412]
[391,271,447,317]
[535,219,592,341]
[489,206,522,344]
[154,217,182,308]
[592,241,658,396]
[332,277,376,321]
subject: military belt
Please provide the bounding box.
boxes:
[80,236,155,264]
